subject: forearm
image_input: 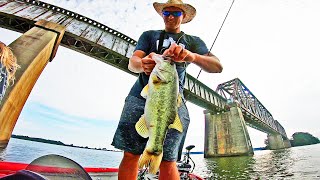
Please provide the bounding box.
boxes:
[192,53,223,73]
[128,55,144,73]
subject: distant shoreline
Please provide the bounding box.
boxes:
[11,135,270,153]
[11,134,122,152]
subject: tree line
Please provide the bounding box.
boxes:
[11,134,121,152]
[290,132,320,147]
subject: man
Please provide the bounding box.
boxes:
[112,0,223,179]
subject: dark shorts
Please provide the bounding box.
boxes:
[111,95,190,161]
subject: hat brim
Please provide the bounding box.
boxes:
[153,2,196,24]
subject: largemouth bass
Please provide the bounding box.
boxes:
[135,54,183,174]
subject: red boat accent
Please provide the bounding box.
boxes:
[0,161,118,177]
[84,167,118,173]
[0,162,28,177]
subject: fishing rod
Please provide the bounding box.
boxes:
[187,0,236,99]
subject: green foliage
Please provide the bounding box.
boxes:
[290,132,320,147]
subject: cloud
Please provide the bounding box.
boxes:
[27,46,136,121]
[14,101,118,148]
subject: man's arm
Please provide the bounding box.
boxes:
[192,52,223,73]
[128,50,156,75]
[163,43,223,73]
[128,50,145,73]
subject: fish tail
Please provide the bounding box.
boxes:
[139,150,163,174]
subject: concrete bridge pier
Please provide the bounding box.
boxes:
[268,134,291,150]
[0,20,65,148]
[204,103,254,157]
[283,139,291,148]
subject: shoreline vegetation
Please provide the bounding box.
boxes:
[289,132,320,147]
[11,134,122,152]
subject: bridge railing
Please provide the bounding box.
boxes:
[16,0,137,46]
[184,74,227,112]
[0,0,136,72]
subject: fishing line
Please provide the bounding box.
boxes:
[185,0,236,102]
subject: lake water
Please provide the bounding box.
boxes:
[1,138,320,179]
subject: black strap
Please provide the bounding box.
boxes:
[157,30,166,54]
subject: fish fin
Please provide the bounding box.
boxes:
[149,152,163,174]
[140,85,149,99]
[177,93,182,107]
[168,113,183,132]
[138,150,163,175]
[135,115,149,138]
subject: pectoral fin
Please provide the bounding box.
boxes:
[135,115,149,138]
[140,85,149,99]
[168,113,183,133]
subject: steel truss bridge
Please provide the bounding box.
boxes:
[0,0,288,139]
[216,78,287,138]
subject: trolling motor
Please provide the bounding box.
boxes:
[177,145,196,179]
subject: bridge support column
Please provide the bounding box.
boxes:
[283,139,291,148]
[267,134,290,149]
[0,20,65,148]
[204,103,253,157]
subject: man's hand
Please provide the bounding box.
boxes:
[141,52,156,75]
[163,43,196,63]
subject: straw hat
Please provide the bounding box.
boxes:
[153,0,196,24]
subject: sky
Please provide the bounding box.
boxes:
[1,0,320,151]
